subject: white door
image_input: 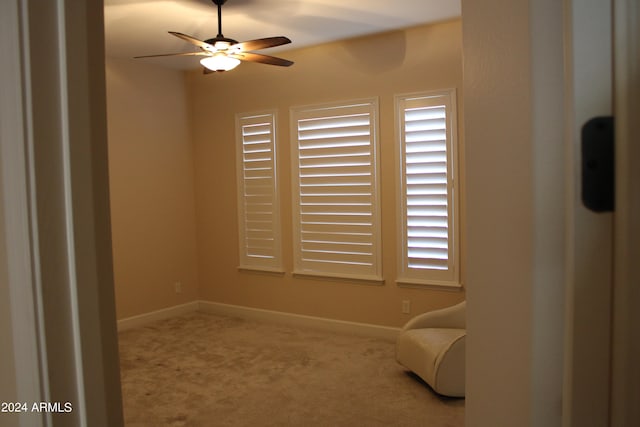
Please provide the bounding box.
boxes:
[564,0,614,426]
[610,0,640,424]
[566,0,640,425]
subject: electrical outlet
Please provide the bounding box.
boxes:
[174,282,182,294]
[402,300,411,314]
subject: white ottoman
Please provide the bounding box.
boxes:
[395,301,466,397]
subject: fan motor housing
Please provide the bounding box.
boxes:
[205,36,239,46]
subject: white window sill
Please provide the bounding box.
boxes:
[238,266,286,276]
[396,278,464,292]
[293,271,385,286]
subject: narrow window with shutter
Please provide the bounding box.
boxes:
[235,111,282,272]
[291,99,382,282]
[396,90,460,288]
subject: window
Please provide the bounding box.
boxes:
[235,111,282,272]
[290,99,382,282]
[396,90,460,287]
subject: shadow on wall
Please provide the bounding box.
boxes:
[337,30,407,74]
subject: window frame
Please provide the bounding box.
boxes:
[290,98,383,283]
[235,110,283,273]
[395,89,461,289]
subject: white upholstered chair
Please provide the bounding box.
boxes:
[395,301,466,397]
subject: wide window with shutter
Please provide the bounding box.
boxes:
[235,111,282,272]
[396,90,460,287]
[290,99,382,282]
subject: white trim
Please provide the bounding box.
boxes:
[396,278,463,291]
[0,1,46,425]
[290,98,382,279]
[198,301,400,342]
[611,0,640,424]
[117,301,201,331]
[530,1,566,424]
[5,0,124,423]
[563,0,614,425]
[237,266,286,275]
[292,271,384,285]
[235,109,283,271]
[394,89,460,286]
[116,300,400,342]
[56,2,87,424]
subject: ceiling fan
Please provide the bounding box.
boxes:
[134,0,294,73]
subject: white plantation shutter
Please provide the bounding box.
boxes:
[291,100,382,281]
[397,90,459,286]
[235,111,282,271]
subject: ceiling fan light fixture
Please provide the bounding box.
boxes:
[200,54,241,72]
[135,0,293,71]
[213,41,232,50]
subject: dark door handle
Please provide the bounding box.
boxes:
[581,116,614,212]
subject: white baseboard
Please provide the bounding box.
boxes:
[117,300,401,341]
[198,301,400,342]
[117,301,200,331]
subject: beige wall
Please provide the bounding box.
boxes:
[462,0,533,423]
[462,0,566,425]
[106,58,200,319]
[187,20,465,327]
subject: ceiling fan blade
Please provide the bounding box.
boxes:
[231,52,293,67]
[134,51,208,59]
[234,36,291,52]
[169,31,212,50]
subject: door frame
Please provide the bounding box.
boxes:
[611,0,640,424]
[563,0,615,425]
[0,0,47,424]
[2,0,637,426]
[0,0,123,425]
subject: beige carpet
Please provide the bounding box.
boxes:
[118,311,464,426]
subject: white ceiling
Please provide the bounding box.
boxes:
[104,0,461,70]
